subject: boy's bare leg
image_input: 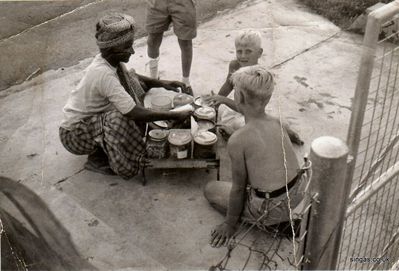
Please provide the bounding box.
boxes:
[147,32,163,58]
[178,38,193,82]
[147,33,164,78]
[204,181,231,214]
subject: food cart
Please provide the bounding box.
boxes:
[141,90,222,185]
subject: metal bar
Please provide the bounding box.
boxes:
[349,132,399,201]
[358,44,387,183]
[346,161,399,217]
[362,183,388,266]
[302,137,349,270]
[375,178,397,257]
[147,158,219,169]
[376,175,399,254]
[346,9,383,196]
[382,55,399,173]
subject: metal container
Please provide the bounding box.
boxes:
[193,131,218,159]
[197,120,216,133]
[151,95,172,111]
[173,93,194,107]
[168,129,192,159]
[146,129,169,159]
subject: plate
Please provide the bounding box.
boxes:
[194,96,203,106]
[153,120,168,128]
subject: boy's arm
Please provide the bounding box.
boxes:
[268,115,304,145]
[218,60,239,97]
[210,135,247,248]
[204,95,239,112]
[225,138,247,225]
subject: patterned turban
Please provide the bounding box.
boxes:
[95,13,136,49]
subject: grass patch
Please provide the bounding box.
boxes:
[298,0,393,29]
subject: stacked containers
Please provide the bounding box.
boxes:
[193,131,218,159]
[146,129,169,159]
[168,129,192,159]
[151,96,172,111]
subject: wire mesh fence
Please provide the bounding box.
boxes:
[338,3,399,269]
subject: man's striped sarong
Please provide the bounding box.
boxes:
[59,110,146,179]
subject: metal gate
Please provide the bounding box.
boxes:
[338,1,399,269]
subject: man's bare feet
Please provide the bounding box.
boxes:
[84,148,116,175]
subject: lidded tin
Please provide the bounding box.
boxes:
[193,131,218,159]
[146,129,169,159]
[168,129,192,159]
[194,107,216,122]
[173,93,194,107]
[197,120,216,133]
[151,96,172,111]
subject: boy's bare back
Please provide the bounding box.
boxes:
[228,116,299,191]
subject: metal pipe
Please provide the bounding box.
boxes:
[302,136,349,270]
[346,161,399,217]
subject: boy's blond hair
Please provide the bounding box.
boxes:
[235,29,262,48]
[231,65,274,103]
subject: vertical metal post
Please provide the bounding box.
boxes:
[346,0,399,194]
[302,136,349,270]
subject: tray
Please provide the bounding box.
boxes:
[141,128,222,186]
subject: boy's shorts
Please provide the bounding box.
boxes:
[146,0,197,40]
[243,175,305,226]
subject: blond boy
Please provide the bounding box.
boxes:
[204,65,304,247]
[205,30,302,144]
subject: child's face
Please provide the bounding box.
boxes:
[235,43,262,67]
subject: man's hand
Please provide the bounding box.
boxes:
[172,110,192,122]
[162,80,193,95]
[209,222,237,248]
[203,94,227,107]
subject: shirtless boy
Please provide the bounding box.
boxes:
[204,65,304,247]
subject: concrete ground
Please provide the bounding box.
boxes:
[0,0,365,269]
[0,0,244,91]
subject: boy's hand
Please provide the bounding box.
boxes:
[209,222,237,248]
[203,94,226,106]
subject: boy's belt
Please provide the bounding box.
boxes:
[254,173,301,199]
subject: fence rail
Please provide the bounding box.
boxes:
[337,1,399,269]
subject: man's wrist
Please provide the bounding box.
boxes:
[159,79,168,88]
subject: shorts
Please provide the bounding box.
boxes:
[243,175,305,226]
[146,0,197,40]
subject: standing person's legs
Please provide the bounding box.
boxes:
[170,0,197,88]
[147,33,164,78]
[145,0,170,78]
[178,38,193,83]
